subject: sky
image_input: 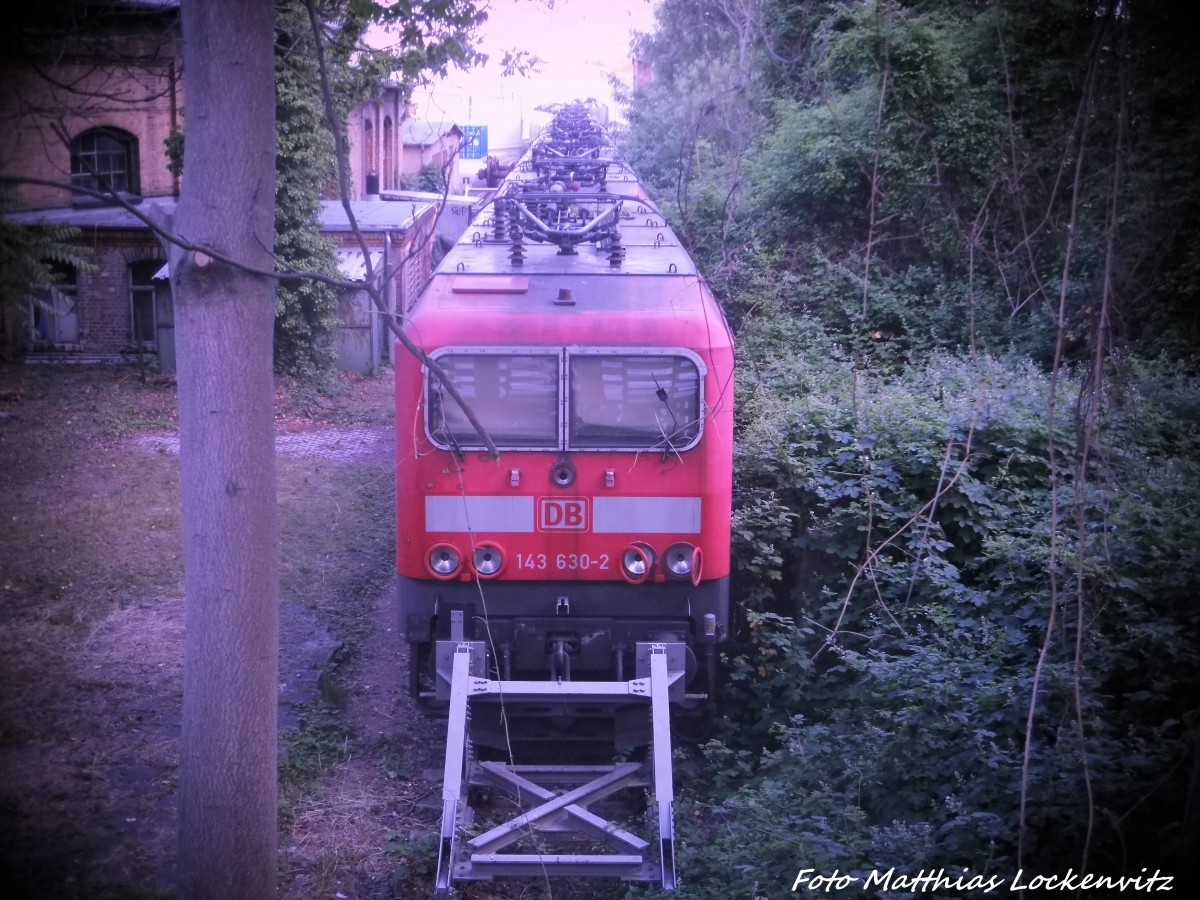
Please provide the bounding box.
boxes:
[387,0,660,168]
[470,0,657,81]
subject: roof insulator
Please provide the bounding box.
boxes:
[509,225,525,266]
[608,231,624,268]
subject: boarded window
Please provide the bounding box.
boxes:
[29,264,79,345]
[129,260,163,347]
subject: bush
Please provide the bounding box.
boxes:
[696,321,1200,890]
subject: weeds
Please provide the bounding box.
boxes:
[280,718,355,789]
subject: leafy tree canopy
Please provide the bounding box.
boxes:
[268,0,489,381]
[618,0,1200,887]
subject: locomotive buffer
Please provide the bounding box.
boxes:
[432,631,686,897]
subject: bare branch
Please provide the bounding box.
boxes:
[1018,8,1113,874]
[301,0,498,460]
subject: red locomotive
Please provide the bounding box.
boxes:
[395,105,734,728]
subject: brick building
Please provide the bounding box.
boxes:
[399,120,464,184]
[348,81,407,197]
[6,198,437,374]
[346,82,463,197]
[0,1,183,213]
[1,0,444,369]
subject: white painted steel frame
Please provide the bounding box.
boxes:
[432,641,681,896]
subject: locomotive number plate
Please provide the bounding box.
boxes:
[516,552,611,571]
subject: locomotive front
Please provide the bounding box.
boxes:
[395,112,734,737]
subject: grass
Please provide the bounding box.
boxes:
[277,454,395,621]
[0,367,183,615]
[0,362,398,898]
[280,719,356,789]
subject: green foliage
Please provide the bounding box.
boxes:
[745,91,881,246]
[619,0,1200,888]
[366,0,487,83]
[0,187,94,355]
[163,127,184,180]
[271,0,349,381]
[625,0,1200,361]
[670,615,1021,898]
[265,0,489,382]
[0,224,92,321]
[734,314,1065,625]
[412,161,447,194]
[385,830,439,886]
[279,718,353,788]
[700,318,1200,883]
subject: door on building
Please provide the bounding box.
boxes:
[29,265,80,348]
[129,260,163,350]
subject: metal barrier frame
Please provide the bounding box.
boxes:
[433,641,682,897]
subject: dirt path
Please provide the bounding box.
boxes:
[0,366,443,899]
[278,587,445,900]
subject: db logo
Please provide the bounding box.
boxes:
[538,497,589,531]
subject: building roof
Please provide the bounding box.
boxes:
[7,198,434,233]
[401,121,463,146]
[5,202,162,230]
[318,199,434,232]
[153,247,386,282]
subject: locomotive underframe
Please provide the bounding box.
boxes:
[398,575,729,642]
[398,575,727,732]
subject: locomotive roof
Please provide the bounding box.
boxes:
[408,270,731,351]
[403,111,732,351]
[434,153,697,279]
[436,202,696,280]
[438,210,698,278]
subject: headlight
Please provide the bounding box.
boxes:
[664,542,700,583]
[427,543,462,579]
[472,543,504,577]
[620,542,656,584]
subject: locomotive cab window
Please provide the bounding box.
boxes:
[428,353,559,449]
[568,354,701,450]
[425,347,704,452]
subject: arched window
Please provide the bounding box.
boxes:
[71,128,139,197]
[363,118,376,192]
[383,117,394,191]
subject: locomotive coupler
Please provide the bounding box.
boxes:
[500,644,512,681]
[550,638,572,681]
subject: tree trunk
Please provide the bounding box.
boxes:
[172,1,279,897]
